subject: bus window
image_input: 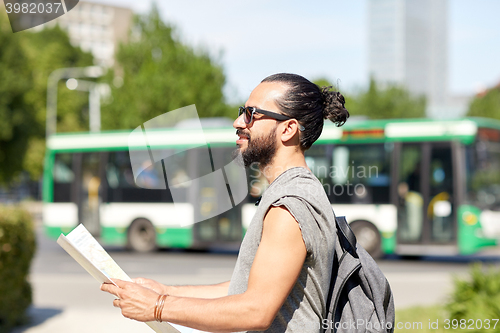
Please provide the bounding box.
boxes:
[398,144,423,242]
[53,153,74,203]
[305,145,332,191]
[331,144,391,204]
[466,140,500,209]
[105,151,173,203]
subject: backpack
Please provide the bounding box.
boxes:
[323,216,395,333]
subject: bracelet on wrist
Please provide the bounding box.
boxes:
[154,294,168,322]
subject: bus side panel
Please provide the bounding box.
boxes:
[457,205,497,254]
[241,203,257,236]
[99,203,194,248]
[156,228,192,248]
[100,226,128,246]
[43,202,79,238]
[243,203,398,254]
[42,151,55,203]
[331,204,398,254]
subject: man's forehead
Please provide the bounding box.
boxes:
[246,81,288,108]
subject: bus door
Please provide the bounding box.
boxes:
[191,146,243,247]
[75,152,107,236]
[396,142,455,253]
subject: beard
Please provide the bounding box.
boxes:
[235,124,278,168]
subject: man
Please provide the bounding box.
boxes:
[101,73,349,332]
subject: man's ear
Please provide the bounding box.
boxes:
[280,120,301,144]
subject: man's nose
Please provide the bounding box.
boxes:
[233,113,246,129]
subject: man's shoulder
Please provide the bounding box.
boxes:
[263,167,326,203]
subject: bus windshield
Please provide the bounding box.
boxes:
[466,140,500,210]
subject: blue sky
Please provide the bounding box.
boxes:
[93,0,500,103]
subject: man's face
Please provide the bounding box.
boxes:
[233,82,287,168]
[239,122,278,168]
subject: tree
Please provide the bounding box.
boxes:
[348,78,426,119]
[0,15,34,184]
[0,10,93,183]
[21,26,94,181]
[313,77,425,120]
[101,6,231,130]
[467,85,500,120]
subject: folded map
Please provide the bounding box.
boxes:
[57,224,192,333]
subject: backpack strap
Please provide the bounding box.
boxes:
[323,216,361,333]
[335,215,358,259]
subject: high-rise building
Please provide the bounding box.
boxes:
[368,0,448,109]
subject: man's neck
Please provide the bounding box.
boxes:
[260,150,310,184]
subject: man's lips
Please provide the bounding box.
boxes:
[236,130,250,144]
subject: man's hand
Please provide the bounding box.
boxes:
[101,279,159,322]
[132,277,166,294]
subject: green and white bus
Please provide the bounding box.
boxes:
[43,117,500,257]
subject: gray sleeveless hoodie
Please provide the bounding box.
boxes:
[228,167,336,333]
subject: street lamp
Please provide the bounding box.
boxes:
[46,66,105,138]
[65,79,110,133]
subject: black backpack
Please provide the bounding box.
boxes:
[323,216,395,333]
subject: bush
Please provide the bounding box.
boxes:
[0,205,36,333]
[446,263,500,332]
[396,305,447,332]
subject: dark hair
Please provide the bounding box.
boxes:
[261,73,349,150]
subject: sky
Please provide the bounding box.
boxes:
[90,0,500,104]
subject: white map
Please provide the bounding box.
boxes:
[57,224,193,333]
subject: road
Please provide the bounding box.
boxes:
[11,223,500,333]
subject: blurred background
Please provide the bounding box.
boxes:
[1,0,500,332]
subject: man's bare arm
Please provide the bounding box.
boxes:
[102,206,307,332]
[133,278,230,299]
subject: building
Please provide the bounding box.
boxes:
[20,0,133,68]
[368,0,448,112]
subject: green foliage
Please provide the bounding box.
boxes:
[0,14,35,184]
[101,6,231,130]
[0,11,93,183]
[396,305,447,332]
[21,25,94,134]
[0,205,36,333]
[446,263,500,332]
[20,25,93,180]
[313,77,426,120]
[349,78,426,119]
[467,88,500,120]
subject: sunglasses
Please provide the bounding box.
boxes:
[238,106,305,131]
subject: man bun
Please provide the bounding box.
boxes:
[320,86,349,126]
[261,73,349,150]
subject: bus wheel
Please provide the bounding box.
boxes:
[127,219,157,252]
[350,221,382,259]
